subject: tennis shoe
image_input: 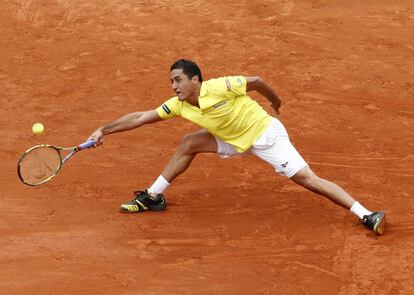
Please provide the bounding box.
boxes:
[120,189,167,213]
[362,211,385,235]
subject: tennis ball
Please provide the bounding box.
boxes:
[32,123,44,135]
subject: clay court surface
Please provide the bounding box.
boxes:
[1,0,414,294]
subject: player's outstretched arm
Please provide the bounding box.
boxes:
[88,109,162,146]
[245,76,281,114]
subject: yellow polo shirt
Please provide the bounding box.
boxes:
[156,76,272,153]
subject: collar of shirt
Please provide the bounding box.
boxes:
[196,81,226,111]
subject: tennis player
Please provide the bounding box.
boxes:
[88,59,385,235]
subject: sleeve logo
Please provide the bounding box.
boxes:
[162,104,171,114]
[225,78,231,91]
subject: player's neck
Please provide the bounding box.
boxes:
[186,83,201,108]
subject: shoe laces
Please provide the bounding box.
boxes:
[133,190,146,197]
[133,190,160,201]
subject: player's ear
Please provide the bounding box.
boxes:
[192,75,200,83]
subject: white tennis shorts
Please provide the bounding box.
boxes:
[214,118,308,178]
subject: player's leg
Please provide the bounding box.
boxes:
[290,167,385,235]
[120,129,218,213]
[160,129,218,183]
[289,166,356,209]
[251,118,385,234]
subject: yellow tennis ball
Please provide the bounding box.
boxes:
[32,123,44,135]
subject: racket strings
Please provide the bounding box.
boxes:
[19,146,61,185]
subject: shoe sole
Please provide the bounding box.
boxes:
[374,213,386,235]
[119,204,167,213]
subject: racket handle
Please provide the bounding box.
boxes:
[78,140,95,150]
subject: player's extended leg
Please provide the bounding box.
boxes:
[290,166,385,235]
[250,118,385,234]
[120,129,217,213]
[289,166,356,209]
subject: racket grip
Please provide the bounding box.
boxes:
[78,140,95,150]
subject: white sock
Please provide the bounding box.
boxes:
[148,175,170,195]
[350,201,372,219]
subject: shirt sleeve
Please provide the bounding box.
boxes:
[224,76,247,97]
[156,96,181,119]
[207,76,247,99]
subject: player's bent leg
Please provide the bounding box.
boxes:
[290,166,356,209]
[161,129,218,182]
[120,130,218,213]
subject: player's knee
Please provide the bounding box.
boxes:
[179,133,198,154]
[292,169,321,190]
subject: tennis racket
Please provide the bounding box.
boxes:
[17,140,95,186]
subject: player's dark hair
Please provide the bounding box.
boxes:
[170,59,203,83]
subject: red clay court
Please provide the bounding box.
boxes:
[1,1,413,294]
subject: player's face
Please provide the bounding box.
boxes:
[170,69,199,101]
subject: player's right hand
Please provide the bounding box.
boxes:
[271,102,281,115]
[87,129,104,147]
